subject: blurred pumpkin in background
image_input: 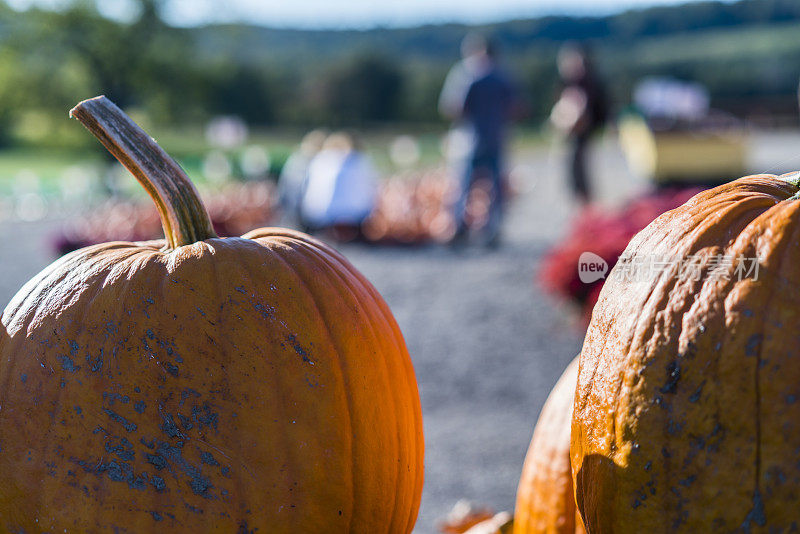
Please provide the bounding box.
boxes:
[572,174,800,531]
[0,97,424,533]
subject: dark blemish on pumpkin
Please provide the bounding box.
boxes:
[152,475,166,491]
[134,401,146,414]
[160,413,186,439]
[191,403,219,432]
[644,461,652,471]
[58,354,80,373]
[20,373,26,383]
[154,441,215,499]
[103,392,130,406]
[86,349,103,372]
[185,503,203,514]
[221,466,230,477]
[189,474,213,496]
[767,466,787,485]
[93,426,107,435]
[661,447,671,459]
[200,451,219,466]
[140,437,155,449]
[164,362,179,377]
[238,521,256,534]
[632,499,641,509]
[786,394,796,405]
[69,340,79,354]
[745,334,763,357]
[254,303,275,319]
[45,461,57,476]
[180,388,202,407]
[146,329,155,340]
[741,488,766,530]
[287,334,314,365]
[235,286,246,293]
[150,511,162,521]
[743,309,754,318]
[679,475,696,487]
[146,453,168,470]
[60,379,66,388]
[689,382,705,403]
[75,406,82,415]
[178,414,194,431]
[134,387,141,393]
[196,307,206,317]
[660,361,680,394]
[105,438,135,461]
[77,457,148,491]
[103,408,137,432]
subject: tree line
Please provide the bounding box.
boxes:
[1,0,800,147]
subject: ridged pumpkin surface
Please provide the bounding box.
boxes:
[514,358,585,534]
[572,174,800,532]
[0,228,423,532]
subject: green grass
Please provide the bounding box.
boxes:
[0,124,548,200]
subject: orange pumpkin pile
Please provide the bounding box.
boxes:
[362,168,459,245]
[0,97,424,532]
[54,181,276,255]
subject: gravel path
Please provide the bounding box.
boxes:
[2,131,797,531]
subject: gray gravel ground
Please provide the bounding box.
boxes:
[2,131,799,532]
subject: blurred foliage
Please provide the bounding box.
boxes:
[1,0,800,149]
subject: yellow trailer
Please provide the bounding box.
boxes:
[619,114,747,185]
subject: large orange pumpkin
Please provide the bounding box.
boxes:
[571,174,800,531]
[514,358,585,534]
[0,97,424,532]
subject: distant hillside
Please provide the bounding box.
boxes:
[192,0,800,66]
[185,0,800,122]
[2,0,800,138]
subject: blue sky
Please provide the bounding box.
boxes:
[8,0,735,28]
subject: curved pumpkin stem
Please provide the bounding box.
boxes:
[70,96,217,250]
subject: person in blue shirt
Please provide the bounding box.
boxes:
[440,34,519,248]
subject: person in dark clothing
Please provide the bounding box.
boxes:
[551,43,608,204]
[439,34,518,248]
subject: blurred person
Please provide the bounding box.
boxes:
[551,42,608,204]
[439,33,519,248]
[300,132,377,240]
[277,129,327,226]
